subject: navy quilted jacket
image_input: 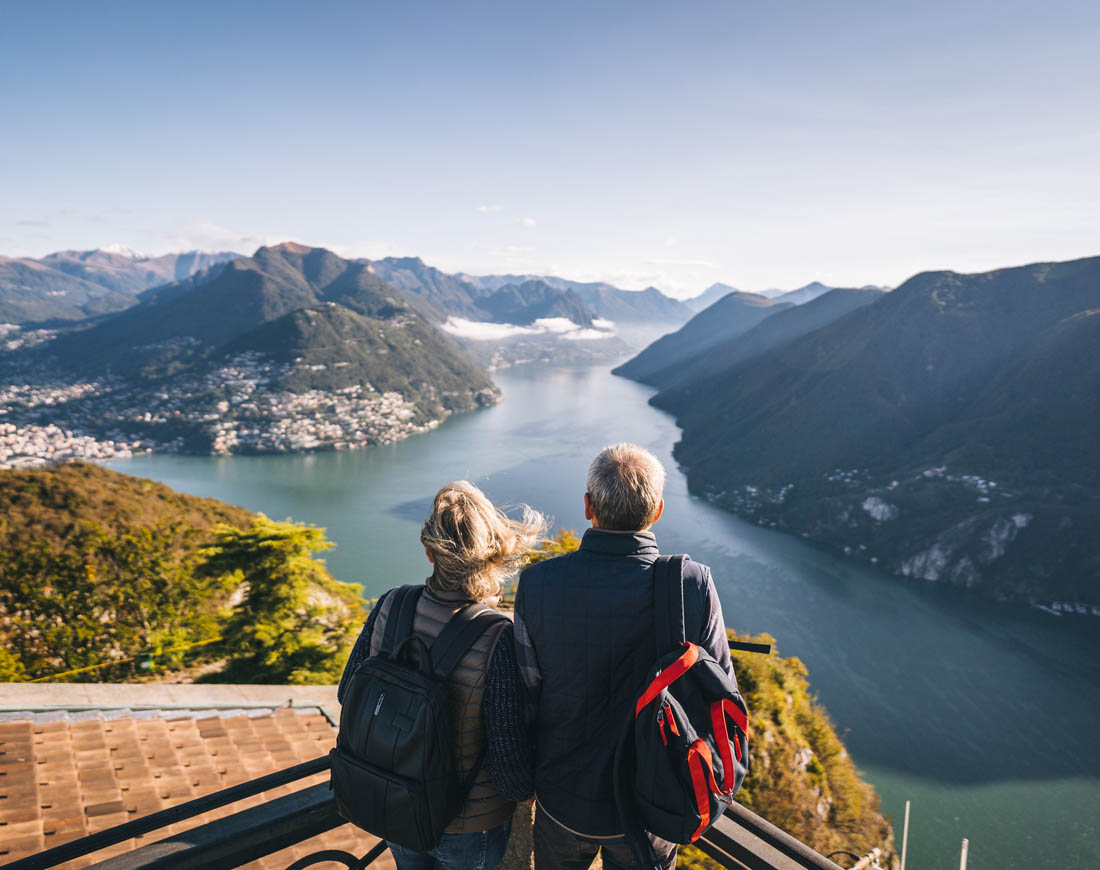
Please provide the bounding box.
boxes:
[514,529,732,837]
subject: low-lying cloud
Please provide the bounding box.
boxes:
[441,316,616,342]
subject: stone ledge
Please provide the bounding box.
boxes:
[0,683,341,720]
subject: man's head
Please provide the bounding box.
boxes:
[584,443,666,531]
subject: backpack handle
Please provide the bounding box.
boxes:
[391,633,435,675]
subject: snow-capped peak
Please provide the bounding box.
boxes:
[101,243,141,258]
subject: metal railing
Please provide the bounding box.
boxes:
[1,757,851,870]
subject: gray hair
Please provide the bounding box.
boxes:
[586,443,666,531]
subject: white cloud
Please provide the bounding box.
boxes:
[664,236,678,247]
[441,316,616,342]
[522,217,537,228]
[477,204,502,213]
[592,318,616,330]
[441,318,541,340]
[561,326,616,341]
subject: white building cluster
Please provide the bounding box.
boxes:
[0,422,134,469]
[0,351,440,465]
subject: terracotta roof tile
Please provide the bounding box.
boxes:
[0,707,394,870]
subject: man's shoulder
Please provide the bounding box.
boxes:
[673,554,713,595]
[520,550,577,584]
[671,553,711,578]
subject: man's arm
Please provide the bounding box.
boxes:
[482,624,535,801]
[512,576,542,714]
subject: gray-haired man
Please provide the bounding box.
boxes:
[515,443,732,869]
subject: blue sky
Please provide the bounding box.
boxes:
[2,0,1097,296]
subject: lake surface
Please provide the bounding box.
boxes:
[109,363,1100,870]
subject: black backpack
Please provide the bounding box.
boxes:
[613,555,750,869]
[330,584,508,851]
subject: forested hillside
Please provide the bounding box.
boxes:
[0,463,362,683]
[652,256,1100,604]
[613,291,790,386]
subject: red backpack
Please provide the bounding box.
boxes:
[613,555,750,868]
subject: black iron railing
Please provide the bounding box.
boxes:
[1,756,852,870]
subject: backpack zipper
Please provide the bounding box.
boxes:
[664,703,680,737]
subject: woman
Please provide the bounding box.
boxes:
[338,480,544,870]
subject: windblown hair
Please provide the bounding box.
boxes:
[421,481,546,602]
[586,443,666,531]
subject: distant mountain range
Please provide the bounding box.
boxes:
[612,291,792,386]
[618,256,1100,604]
[46,243,493,406]
[370,258,692,325]
[684,280,842,313]
[647,287,885,393]
[0,248,239,324]
[478,280,595,326]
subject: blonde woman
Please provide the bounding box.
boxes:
[338,481,545,870]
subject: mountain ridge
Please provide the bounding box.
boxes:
[659,255,1100,603]
[0,248,240,324]
[613,291,791,386]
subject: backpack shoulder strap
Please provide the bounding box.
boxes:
[654,554,687,655]
[431,603,509,679]
[379,585,424,658]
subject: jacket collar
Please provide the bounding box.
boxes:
[579,528,659,556]
[424,579,476,604]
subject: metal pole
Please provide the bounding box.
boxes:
[900,800,910,870]
[959,838,969,870]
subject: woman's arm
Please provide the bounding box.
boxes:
[337,590,390,704]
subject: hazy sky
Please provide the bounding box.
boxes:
[2,0,1098,297]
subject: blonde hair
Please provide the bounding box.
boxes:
[587,443,666,530]
[421,481,547,601]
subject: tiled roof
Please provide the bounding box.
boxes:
[0,706,396,870]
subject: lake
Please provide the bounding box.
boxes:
[108,363,1100,870]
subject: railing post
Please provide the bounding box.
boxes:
[900,800,910,870]
[959,838,969,870]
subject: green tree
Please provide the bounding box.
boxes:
[0,644,26,682]
[197,516,364,684]
[528,528,581,563]
[0,523,228,680]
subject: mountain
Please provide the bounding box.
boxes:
[50,244,400,369]
[224,300,491,404]
[364,256,489,320]
[612,292,791,386]
[768,281,834,306]
[572,284,692,323]
[649,288,885,395]
[0,256,134,323]
[685,282,740,313]
[15,243,497,453]
[38,248,240,296]
[0,249,240,325]
[460,272,692,323]
[659,256,1100,603]
[478,280,596,326]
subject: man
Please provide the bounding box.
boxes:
[514,443,733,870]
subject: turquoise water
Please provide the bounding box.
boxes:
[108,363,1100,870]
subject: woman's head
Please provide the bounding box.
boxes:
[421,480,546,601]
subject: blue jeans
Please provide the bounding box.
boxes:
[388,819,513,870]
